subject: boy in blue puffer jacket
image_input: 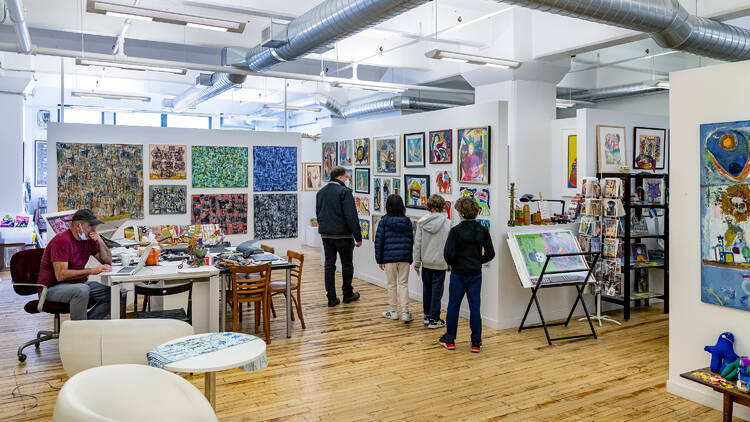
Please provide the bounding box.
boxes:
[374,195,414,322]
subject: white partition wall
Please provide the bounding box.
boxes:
[46,123,303,253]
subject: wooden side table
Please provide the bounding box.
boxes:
[681,367,750,421]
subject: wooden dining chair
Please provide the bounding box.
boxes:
[260,244,275,254]
[227,263,272,344]
[269,250,305,329]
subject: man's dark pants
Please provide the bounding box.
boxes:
[322,238,355,300]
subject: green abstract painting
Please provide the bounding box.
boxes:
[192,145,248,188]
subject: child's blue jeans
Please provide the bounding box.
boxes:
[445,272,482,344]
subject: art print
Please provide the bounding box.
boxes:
[354,138,370,166]
[404,132,425,167]
[0,214,14,227]
[643,178,664,204]
[191,194,247,234]
[373,178,383,211]
[459,187,490,216]
[633,127,666,170]
[429,129,452,164]
[192,145,248,188]
[149,185,187,215]
[603,238,619,258]
[359,218,370,240]
[43,210,75,235]
[603,178,621,199]
[404,174,430,209]
[507,229,592,288]
[375,136,399,176]
[392,178,401,196]
[339,139,353,167]
[596,125,628,173]
[254,194,297,240]
[631,243,649,263]
[253,146,297,191]
[149,144,187,180]
[354,168,370,194]
[567,134,577,189]
[372,214,382,243]
[457,126,490,184]
[436,170,452,194]
[603,218,619,238]
[444,200,452,220]
[35,140,47,187]
[57,142,144,220]
[303,163,323,191]
[344,169,353,190]
[355,196,371,216]
[603,199,619,218]
[15,215,29,227]
[322,141,338,181]
[585,199,601,216]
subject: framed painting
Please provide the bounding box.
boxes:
[596,125,627,173]
[506,229,593,288]
[404,174,430,209]
[355,196,370,216]
[457,126,490,184]
[633,126,666,170]
[459,186,490,216]
[373,178,383,211]
[436,170,452,194]
[429,129,452,164]
[303,162,323,191]
[643,178,664,204]
[560,129,577,197]
[344,169,353,190]
[192,145,248,188]
[392,178,401,197]
[404,132,425,167]
[191,194,247,234]
[322,141,338,181]
[374,135,400,176]
[359,218,370,241]
[354,168,370,194]
[42,210,76,236]
[339,139,353,167]
[354,138,370,166]
[372,214,382,243]
[253,146,297,192]
[149,185,187,215]
[34,139,47,187]
[253,194,297,239]
[149,144,187,180]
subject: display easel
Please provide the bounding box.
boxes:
[518,251,601,345]
[579,292,621,326]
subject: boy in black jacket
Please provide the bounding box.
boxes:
[440,197,495,352]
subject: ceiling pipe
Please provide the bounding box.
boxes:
[6,0,31,54]
[494,0,750,62]
[224,0,431,72]
[557,80,668,102]
[314,94,344,118]
[163,72,246,112]
[313,94,473,119]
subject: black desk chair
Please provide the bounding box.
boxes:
[133,282,193,325]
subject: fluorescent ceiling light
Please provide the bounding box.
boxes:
[424,49,521,69]
[264,104,321,112]
[76,58,187,75]
[88,0,245,33]
[333,82,406,93]
[655,81,670,89]
[71,91,151,102]
[555,100,576,109]
[223,114,277,122]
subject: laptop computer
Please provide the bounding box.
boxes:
[112,245,153,276]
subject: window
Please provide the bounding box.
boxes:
[116,112,162,127]
[167,114,210,129]
[63,109,102,125]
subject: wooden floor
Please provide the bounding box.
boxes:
[0,246,727,421]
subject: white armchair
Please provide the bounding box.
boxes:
[53,364,217,422]
[59,319,194,377]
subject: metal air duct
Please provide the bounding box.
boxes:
[7,0,31,54]
[163,72,246,112]
[340,96,472,119]
[225,0,430,72]
[314,94,344,118]
[557,81,666,102]
[495,0,750,62]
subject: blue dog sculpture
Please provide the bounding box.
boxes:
[705,332,740,373]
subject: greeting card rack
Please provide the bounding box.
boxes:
[597,172,669,320]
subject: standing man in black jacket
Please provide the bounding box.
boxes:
[316,166,362,307]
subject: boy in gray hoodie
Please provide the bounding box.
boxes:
[413,194,452,329]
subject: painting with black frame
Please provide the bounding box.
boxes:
[35,139,47,187]
[632,126,666,170]
[404,132,426,168]
[404,174,430,209]
[354,168,370,194]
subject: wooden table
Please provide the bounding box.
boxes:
[680,367,750,421]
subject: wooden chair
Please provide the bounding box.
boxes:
[260,244,275,254]
[227,263,272,344]
[269,250,305,329]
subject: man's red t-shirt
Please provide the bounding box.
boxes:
[37,230,100,287]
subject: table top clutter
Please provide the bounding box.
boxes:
[148,332,268,374]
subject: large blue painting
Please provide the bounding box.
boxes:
[253,146,297,192]
[701,119,750,312]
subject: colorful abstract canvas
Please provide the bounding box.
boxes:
[355,196,370,216]
[344,169,353,190]
[567,135,577,189]
[57,142,144,220]
[700,120,750,312]
[459,187,490,216]
[375,136,399,176]
[436,170,452,194]
[596,125,627,173]
[149,185,187,215]
[191,194,247,234]
[339,139,353,166]
[15,215,29,227]
[149,144,186,180]
[633,127,666,170]
[322,142,338,181]
[444,200,452,220]
[643,178,664,204]
[192,145,248,188]
[457,126,490,184]
[253,146,297,191]
[253,194,298,240]
[304,163,323,191]
[507,229,592,288]
[373,178,383,211]
[404,174,429,209]
[404,132,425,167]
[354,168,370,194]
[354,138,370,166]
[359,218,370,241]
[43,210,75,235]
[429,129,452,164]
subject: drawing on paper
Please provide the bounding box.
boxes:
[597,125,627,173]
[633,127,666,170]
[356,196,370,216]
[436,170,452,194]
[360,218,370,240]
[459,186,490,216]
[304,162,323,191]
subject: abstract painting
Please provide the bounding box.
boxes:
[344,169,353,190]
[436,170,452,194]
[699,120,750,312]
[567,134,577,189]
[354,138,370,166]
[457,126,490,184]
[359,218,370,241]
[633,127,666,170]
[339,139,353,167]
[43,210,75,235]
[192,145,248,188]
[149,144,186,180]
[643,178,664,204]
[596,125,627,173]
[253,146,297,191]
[354,168,370,194]
[459,187,490,216]
[444,200,452,220]
[404,174,429,209]
[254,194,298,240]
[375,135,399,176]
[191,194,247,234]
[355,196,370,216]
[322,141,338,181]
[149,185,186,215]
[303,162,323,191]
[57,142,143,220]
[429,129,452,164]
[373,178,383,211]
[507,229,592,288]
[404,132,425,167]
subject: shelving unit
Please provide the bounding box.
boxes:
[598,172,669,320]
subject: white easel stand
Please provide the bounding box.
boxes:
[579,292,621,327]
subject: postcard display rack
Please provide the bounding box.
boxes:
[595,173,669,320]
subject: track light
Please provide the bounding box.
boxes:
[424,49,521,69]
[76,58,187,75]
[263,104,322,112]
[71,91,151,102]
[88,0,245,33]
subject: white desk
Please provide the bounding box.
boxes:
[100,262,220,333]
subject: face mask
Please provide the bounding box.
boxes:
[78,231,87,241]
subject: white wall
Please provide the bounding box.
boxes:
[667,59,750,419]
[0,93,25,215]
[46,123,304,254]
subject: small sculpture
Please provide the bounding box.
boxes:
[737,357,750,392]
[705,332,740,373]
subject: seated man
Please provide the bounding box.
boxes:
[37,209,123,320]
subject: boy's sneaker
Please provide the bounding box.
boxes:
[471,342,482,353]
[439,335,455,350]
[382,310,399,320]
[428,319,446,329]
[401,311,413,323]
[423,317,430,326]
